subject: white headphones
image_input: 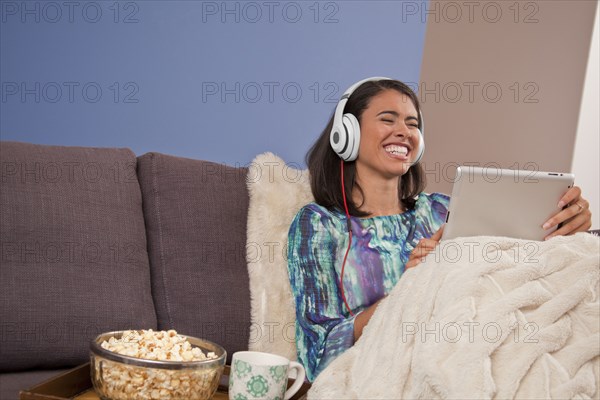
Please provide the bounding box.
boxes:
[329,76,425,163]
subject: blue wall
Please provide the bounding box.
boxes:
[1,1,427,166]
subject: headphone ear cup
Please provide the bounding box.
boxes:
[412,128,425,164]
[330,121,346,155]
[342,113,361,161]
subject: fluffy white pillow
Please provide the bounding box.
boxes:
[246,152,314,360]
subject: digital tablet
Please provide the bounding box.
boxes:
[442,166,575,241]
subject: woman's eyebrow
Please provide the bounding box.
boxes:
[376,111,419,121]
[376,110,399,117]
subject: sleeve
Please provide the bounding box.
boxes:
[409,192,451,245]
[287,206,359,382]
[429,192,451,231]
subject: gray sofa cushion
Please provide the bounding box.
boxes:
[0,141,157,372]
[137,153,250,361]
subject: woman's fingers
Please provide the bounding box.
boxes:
[545,207,592,240]
[542,197,588,230]
[542,192,592,239]
[556,186,582,209]
[407,226,445,269]
[405,258,420,269]
[431,224,445,241]
[408,239,437,259]
[408,240,440,261]
[416,238,438,251]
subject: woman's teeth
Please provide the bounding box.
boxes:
[384,145,408,156]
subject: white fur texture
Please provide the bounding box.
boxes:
[246,152,313,360]
[309,234,600,399]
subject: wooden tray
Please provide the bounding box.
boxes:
[20,363,310,400]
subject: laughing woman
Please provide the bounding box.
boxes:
[286,77,592,382]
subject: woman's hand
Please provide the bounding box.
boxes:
[543,186,592,240]
[353,297,384,342]
[406,225,444,269]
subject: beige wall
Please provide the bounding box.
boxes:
[419,0,597,196]
[573,5,599,229]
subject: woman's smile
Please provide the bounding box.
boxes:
[383,143,411,161]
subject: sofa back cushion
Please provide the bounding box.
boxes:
[137,153,250,361]
[0,141,157,372]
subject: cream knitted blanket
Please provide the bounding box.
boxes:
[309,234,600,399]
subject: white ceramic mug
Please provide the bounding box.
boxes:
[229,351,306,400]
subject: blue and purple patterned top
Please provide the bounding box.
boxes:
[287,192,450,381]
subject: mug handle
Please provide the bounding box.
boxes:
[284,361,306,400]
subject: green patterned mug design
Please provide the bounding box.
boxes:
[234,359,253,379]
[246,375,270,397]
[269,365,286,383]
[229,352,306,400]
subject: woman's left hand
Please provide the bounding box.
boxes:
[542,186,592,240]
[406,225,444,269]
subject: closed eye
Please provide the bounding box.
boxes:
[406,116,419,128]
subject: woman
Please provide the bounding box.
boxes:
[287,77,592,382]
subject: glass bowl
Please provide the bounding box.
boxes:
[90,330,226,400]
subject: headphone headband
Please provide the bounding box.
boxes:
[342,76,392,99]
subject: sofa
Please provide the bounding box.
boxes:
[0,141,255,399]
[2,141,598,400]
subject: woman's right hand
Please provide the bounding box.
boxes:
[406,225,444,270]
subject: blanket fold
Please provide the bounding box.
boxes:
[309,234,600,399]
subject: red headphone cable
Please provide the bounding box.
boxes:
[339,160,355,317]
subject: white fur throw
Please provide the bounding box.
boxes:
[246,152,313,360]
[309,233,600,399]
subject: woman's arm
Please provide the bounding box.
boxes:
[288,206,361,381]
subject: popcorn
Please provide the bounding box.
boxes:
[100,329,217,362]
[93,330,222,400]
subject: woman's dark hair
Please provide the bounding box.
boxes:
[306,79,426,217]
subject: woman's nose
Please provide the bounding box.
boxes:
[394,123,411,137]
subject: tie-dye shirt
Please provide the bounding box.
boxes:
[287,192,450,381]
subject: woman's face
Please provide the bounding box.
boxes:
[355,89,421,180]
